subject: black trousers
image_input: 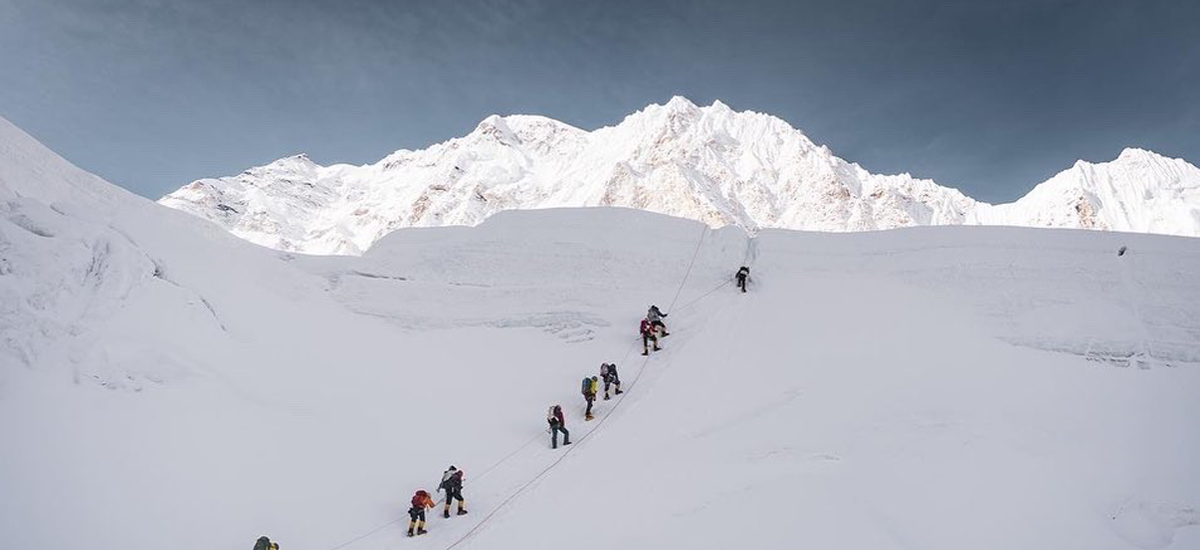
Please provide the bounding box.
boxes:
[409,508,426,521]
[584,394,595,415]
[444,487,464,504]
[550,422,569,447]
[642,333,657,350]
[603,374,620,392]
[737,275,746,291]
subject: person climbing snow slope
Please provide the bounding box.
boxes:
[253,536,280,550]
[438,466,468,518]
[582,375,599,420]
[736,266,750,293]
[647,305,669,336]
[600,363,622,400]
[407,490,435,536]
[548,404,571,449]
[640,318,661,356]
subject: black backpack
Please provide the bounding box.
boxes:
[253,537,272,550]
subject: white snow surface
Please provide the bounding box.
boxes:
[4,114,1200,550]
[159,96,1200,255]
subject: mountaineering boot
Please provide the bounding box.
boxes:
[407,523,415,537]
[641,350,648,356]
[443,506,451,519]
[457,508,468,516]
[615,389,623,395]
[654,345,661,351]
[604,393,611,400]
[585,413,594,421]
[417,520,428,535]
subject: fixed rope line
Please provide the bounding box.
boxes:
[667,225,709,312]
[672,279,733,314]
[326,519,402,550]
[326,226,717,550]
[320,430,544,550]
[444,334,661,550]
[441,225,711,550]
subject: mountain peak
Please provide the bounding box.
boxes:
[664,95,698,111]
[158,101,1200,255]
[1118,147,1157,160]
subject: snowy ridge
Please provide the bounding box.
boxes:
[160,97,1200,255]
[976,148,1200,234]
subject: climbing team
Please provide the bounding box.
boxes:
[548,404,570,448]
[438,465,468,518]
[259,264,756,546]
[407,490,435,537]
[736,266,750,293]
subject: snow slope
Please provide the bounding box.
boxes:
[160,97,1200,255]
[4,115,1200,550]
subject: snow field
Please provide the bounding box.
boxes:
[3,115,1199,549]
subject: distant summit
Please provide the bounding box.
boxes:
[160,97,1200,255]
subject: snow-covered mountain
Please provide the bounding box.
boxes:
[160,96,1200,255]
[5,113,1200,549]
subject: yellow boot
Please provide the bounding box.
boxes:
[457,500,469,515]
[417,520,427,535]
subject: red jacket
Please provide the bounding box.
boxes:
[640,319,652,335]
[411,491,434,509]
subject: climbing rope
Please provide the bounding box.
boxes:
[440,224,711,550]
[667,225,709,312]
[320,431,544,550]
[323,224,718,550]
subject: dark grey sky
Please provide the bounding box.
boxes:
[1,0,1197,203]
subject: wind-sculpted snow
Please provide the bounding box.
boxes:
[3,116,1200,549]
[161,97,1200,255]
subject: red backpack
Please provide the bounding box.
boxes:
[412,491,429,508]
[640,319,651,334]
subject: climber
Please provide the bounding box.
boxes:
[582,375,599,420]
[600,362,622,400]
[548,404,571,448]
[407,490,435,536]
[736,266,750,293]
[647,305,669,336]
[438,466,468,517]
[640,318,661,356]
[253,536,279,550]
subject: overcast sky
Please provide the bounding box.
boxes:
[1,0,1197,203]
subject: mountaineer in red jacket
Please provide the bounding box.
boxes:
[640,318,661,356]
[407,490,435,536]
